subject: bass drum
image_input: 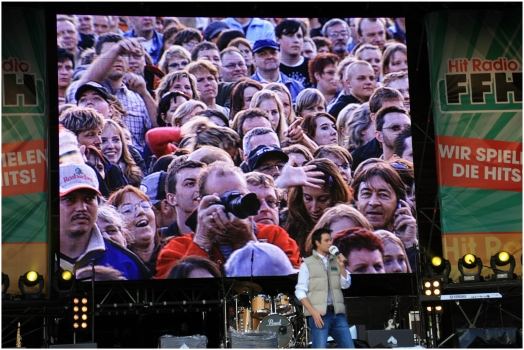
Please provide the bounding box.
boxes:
[258,314,293,348]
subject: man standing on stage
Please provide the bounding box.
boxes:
[295,228,354,348]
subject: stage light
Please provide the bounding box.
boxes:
[458,253,483,282]
[2,273,10,296]
[62,270,73,281]
[422,277,441,298]
[490,251,516,280]
[72,294,89,331]
[18,270,44,299]
[428,255,451,283]
[426,305,443,313]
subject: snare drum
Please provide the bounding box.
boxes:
[252,294,271,318]
[275,293,291,313]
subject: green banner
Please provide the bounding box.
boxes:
[426,10,522,278]
[1,7,48,292]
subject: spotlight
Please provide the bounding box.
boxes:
[2,273,10,296]
[18,271,44,299]
[428,255,451,283]
[490,251,516,280]
[56,269,75,293]
[458,253,483,282]
[62,270,73,281]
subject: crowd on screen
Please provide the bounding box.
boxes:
[56,15,417,281]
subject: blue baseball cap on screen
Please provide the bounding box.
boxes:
[252,39,279,53]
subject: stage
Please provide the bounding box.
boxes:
[2,275,521,348]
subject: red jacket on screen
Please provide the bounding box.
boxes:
[154,223,301,279]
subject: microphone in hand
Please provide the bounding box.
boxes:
[329,245,340,256]
[329,245,347,264]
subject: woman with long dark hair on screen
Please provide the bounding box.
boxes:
[167,256,222,279]
[108,185,162,277]
[283,158,352,256]
[229,78,263,121]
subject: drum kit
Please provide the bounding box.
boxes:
[230,282,308,348]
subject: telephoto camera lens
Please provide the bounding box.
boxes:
[220,191,261,219]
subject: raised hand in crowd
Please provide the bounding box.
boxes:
[393,199,418,248]
[286,117,318,152]
[275,163,325,189]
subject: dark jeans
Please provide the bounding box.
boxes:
[307,309,354,348]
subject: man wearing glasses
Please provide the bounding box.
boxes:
[375,106,411,161]
[59,163,149,280]
[220,47,248,83]
[322,19,352,58]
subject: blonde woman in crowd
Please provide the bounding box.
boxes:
[156,70,199,104]
[249,89,289,141]
[264,82,296,125]
[100,119,143,186]
[336,102,360,148]
[157,45,191,74]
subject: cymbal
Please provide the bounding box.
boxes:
[232,280,262,295]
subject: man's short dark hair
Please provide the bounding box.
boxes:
[311,228,331,250]
[375,106,408,131]
[57,47,75,68]
[166,159,206,194]
[173,28,203,46]
[191,41,219,61]
[59,106,104,135]
[95,33,123,55]
[312,36,332,52]
[369,87,403,114]
[275,19,306,38]
[356,18,384,37]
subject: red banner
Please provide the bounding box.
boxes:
[2,139,47,196]
[436,136,522,191]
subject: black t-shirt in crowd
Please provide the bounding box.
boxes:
[280,57,311,88]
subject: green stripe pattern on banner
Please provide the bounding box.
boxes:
[440,187,522,233]
[426,10,522,234]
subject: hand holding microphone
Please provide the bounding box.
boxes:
[329,245,347,267]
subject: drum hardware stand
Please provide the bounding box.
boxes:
[219,276,235,348]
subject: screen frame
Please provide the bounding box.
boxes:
[47,1,469,296]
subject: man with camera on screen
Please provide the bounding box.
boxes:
[155,161,301,279]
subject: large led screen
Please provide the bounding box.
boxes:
[56,14,417,283]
